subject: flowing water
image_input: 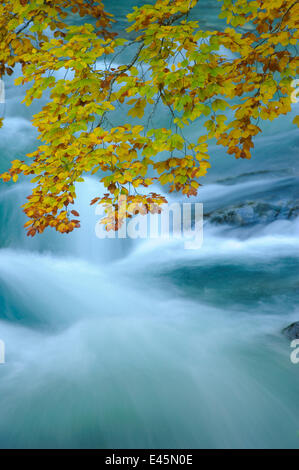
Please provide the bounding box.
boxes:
[0,1,299,449]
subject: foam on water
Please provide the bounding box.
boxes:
[0,237,298,448]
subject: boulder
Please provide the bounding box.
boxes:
[282,322,299,340]
[206,200,299,226]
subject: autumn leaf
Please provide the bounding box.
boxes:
[0,0,297,235]
[71,210,80,217]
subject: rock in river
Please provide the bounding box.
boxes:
[282,322,299,340]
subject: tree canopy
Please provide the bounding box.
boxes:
[0,0,298,235]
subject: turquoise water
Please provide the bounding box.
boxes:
[0,1,298,449]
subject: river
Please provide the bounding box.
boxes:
[0,0,298,449]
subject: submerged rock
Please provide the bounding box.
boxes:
[282,322,299,340]
[206,200,299,226]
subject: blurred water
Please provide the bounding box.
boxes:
[0,1,298,449]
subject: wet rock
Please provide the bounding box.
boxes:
[206,200,299,226]
[282,322,299,340]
